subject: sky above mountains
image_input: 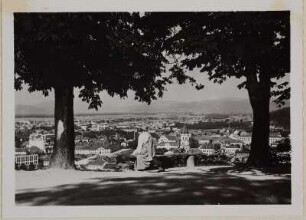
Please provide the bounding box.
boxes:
[16,71,248,106]
[15,69,289,115]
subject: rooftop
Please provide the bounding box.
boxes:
[225,145,240,149]
[236,149,250,154]
[75,144,108,150]
[199,144,214,149]
[164,135,178,141]
[15,148,27,152]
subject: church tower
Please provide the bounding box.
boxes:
[180,125,191,150]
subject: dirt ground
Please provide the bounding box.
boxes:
[15,165,291,205]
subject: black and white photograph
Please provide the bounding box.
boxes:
[1,0,304,218]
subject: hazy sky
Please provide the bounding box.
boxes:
[15,67,290,108]
[15,69,250,107]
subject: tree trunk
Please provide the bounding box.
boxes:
[246,72,271,167]
[49,87,75,169]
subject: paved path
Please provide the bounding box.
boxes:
[15,166,291,205]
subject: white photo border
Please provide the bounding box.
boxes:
[2,0,304,218]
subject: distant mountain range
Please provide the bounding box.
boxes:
[15,98,288,116]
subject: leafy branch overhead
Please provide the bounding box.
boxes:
[15,13,175,109]
[15,12,290,110]
[155,12,290,106]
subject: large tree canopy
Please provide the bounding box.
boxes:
[139,12,290,166]
[15,13,173,108]
[144,12,290,99]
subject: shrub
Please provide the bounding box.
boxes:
[116,161,134,171]
[170,148,185,154]
[27,146,45,156]
[117,153,137,171]
[153,153,232,169]
[153,156,174,169]
[271,147,291,165]
[276,153,291,165]
[156,154,189,168]
[104,163,118,171]
[29,162,37,171]
[186,148,202,155]
[111,151,232,171]
[194,154,231,166]
[116,154,135,163]
[37,160,45,169]
[189,137,199,148]
[277,138,291,152]
[103,156,117,163]
[15,163,21,170]
[20,163,28,170]
[78,165,87,170]
[155,148,168,155]
[127,140,138,150]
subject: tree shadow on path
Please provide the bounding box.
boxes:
[16,167,291,206]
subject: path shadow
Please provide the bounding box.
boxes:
[16,168,291,206]
[206,165,291,176]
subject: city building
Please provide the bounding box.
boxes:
[28,133,46,152]
[40,155,51,167]
[86,157,106,170]
[222,145,240,156]
[230,131,282,146]
[80,125,87,131]
[15,154,39,168]
[89,123,107,131]
[198,144,215,155]
[158,135,177,144]
[180,125,191,150]
[237,134,252,144]
[269,133,282,144]
[222,138,245,147]
[120,142,128,147]
[195,135,212,145]
[157,134,179,150]
[76,135,89,143]
[235,148,250,162]
[157,141,179,150]
[44,133,55,144]
[75,146,111,156]
[15,148,27,155]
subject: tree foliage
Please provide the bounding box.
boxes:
[15,12,290,115]
[27,146,45,156]
[189,137,199,148]
[270,107,290,130]
[14,13,176,109]
[276,138,291,152]
[140,12,290,103]
[155,148,168,155]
